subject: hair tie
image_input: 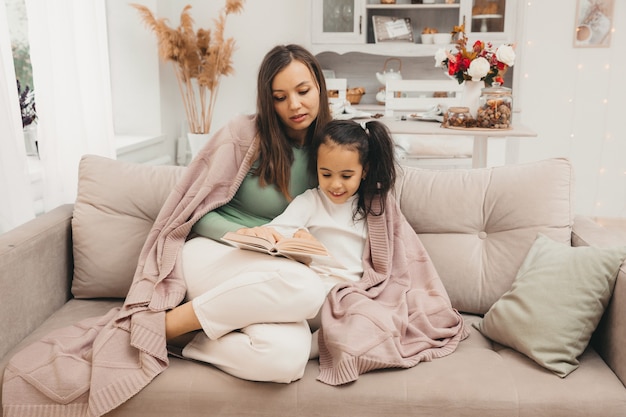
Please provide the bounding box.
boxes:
[360,121,369,134]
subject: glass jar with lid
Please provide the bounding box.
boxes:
[477,83,512,129]
[443,106,474,128]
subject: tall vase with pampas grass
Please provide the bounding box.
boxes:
[132,1,244,155]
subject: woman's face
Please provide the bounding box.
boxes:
[271,60,320,145]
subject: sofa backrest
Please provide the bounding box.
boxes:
[72,155,575,316]
[394,158,574,314]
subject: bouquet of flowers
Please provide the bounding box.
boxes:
[435,25,515,86]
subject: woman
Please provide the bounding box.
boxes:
[164,44,334,383]
[0,45,334,415]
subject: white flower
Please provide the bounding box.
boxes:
[434,48,449,68]
[496,44,515,67]
[467,57,490,81]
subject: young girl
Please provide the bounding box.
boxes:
[242,119,396,289]
[239,119,468,385]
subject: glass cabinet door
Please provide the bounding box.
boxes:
[471,0,505,33]
[312,0,365,44]
[461,0,515,41]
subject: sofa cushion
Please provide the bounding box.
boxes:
[474,233,626,377]
[394,158,574,314]
[4,301,625,417]
[71,155,186,298]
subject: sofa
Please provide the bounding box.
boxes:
[2,155,626,417]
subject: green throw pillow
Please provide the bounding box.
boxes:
[475,233,626,377]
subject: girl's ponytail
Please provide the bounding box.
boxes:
[362,121,397,204]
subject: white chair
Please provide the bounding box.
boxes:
[325,78,347,105]
[384,79,463,117]
[383,79,472,169]
[325,78,350,119]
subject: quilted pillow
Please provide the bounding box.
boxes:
[71,155,186,298]
[474,233,626,377]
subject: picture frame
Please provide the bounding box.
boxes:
[574,0,614,48]
[372,16,414,43]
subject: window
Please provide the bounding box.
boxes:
[6,0,37,155]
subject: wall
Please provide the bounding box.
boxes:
[109,0,625,218]
[514,1,625,218]
[107,0,161,136]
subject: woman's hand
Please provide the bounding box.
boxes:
[235,226,284,244]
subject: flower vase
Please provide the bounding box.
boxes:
[460,80,484,118]
[187,132,210,158]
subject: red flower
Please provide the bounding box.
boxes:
[459,57,471,71]
[448,58,459,76]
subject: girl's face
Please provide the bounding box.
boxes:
[272,60,320,145]
[317,142,365,205]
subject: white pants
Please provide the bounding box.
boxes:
[180,237,327,383]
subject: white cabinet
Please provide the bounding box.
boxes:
[312,0,365,44]
[311,0,516,56]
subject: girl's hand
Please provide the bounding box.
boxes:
[294,228,317,242]
[235,226,284,244]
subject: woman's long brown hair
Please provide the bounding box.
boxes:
[255,44,332,200]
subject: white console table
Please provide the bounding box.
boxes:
[115,134,172,165]
[369,116,537,169]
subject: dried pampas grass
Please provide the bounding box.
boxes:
[132,1,244,134]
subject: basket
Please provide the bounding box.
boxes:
[346,87,366,105]
[346,92,364,105]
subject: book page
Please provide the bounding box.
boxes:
[275,237,328,256]
[221,232,344,268]
[221,232,276,254]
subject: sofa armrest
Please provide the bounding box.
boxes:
[0,204,74,361]
[572,215,626,387]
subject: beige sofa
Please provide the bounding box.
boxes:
[2,155,626,417]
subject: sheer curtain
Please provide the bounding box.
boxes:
[25,0,116,211]
[0,0,35,234]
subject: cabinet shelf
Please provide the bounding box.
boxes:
[310,43,445,57]
[366,4,460,10]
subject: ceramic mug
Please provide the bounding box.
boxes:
[576,24,592,44]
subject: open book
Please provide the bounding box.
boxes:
[221,232,342,267]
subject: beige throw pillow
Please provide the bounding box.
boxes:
[71,155,186,298]
[475,233,626,377]
[395,158,574,315]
